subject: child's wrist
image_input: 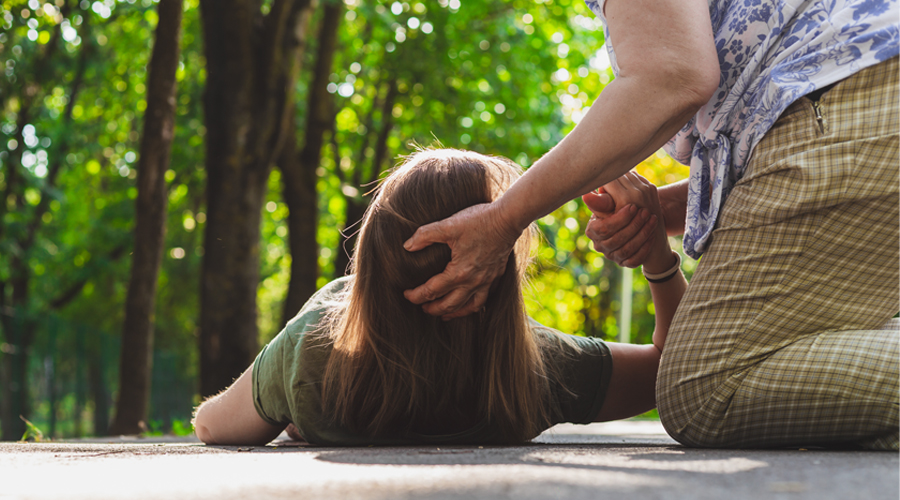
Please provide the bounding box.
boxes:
[642,245,681,283]
[643,251,681,283]
[642,235,676,275]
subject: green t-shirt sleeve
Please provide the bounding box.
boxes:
[252,328,291,426]
[530,319,613,425]
[252,277,351,429]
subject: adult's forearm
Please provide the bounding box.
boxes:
[495,74,708,233]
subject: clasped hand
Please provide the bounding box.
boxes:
[583,171,674,274]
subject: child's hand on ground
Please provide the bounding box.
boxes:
[285,423,306,442]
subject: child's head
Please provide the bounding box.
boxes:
[322,149,548,443]
[355,148,533,293]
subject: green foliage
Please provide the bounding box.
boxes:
[19,416,45,442]
[259,0,638,340]
[170,417,193,436]
[633,408,660,421]
[144,417,193,437]
[256,0,693,344]
[1,0,199,438]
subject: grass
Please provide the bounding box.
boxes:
[631,408,660,420]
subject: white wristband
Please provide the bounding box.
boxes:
[642,251,682,283]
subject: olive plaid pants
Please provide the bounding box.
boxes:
[657,57,899,449]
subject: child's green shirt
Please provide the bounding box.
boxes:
[252,276,613,445]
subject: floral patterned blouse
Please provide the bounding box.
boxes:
[586,0,899,258]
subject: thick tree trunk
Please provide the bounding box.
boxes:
[198,0,312,397]
[0,310,32,441]
[108,0,183,436]
[279,1,342,323]
[279,121,319,326]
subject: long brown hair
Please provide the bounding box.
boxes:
[319,149,549,442]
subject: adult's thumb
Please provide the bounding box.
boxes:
[582,191,616,214]
[404,222,441,252]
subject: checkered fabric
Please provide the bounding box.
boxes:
[656,57,900,450]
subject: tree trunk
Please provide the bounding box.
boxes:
[0,309,32,441]
[108,0,183,436]
[199,0,312,397]
[278,120,319,326]
[279,1,342,324]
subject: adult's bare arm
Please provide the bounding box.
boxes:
[403,0,718,318]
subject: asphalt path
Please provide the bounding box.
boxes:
[1,421,896,500]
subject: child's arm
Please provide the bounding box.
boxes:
[587,171,687,421]
[192,366,286,445]
[594,266,686,421]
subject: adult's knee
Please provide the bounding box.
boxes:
[657,395,733,448]
[655,356,731,448]
[656,359,694,443]
[656,373,695,445]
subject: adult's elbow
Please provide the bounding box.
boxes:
[662,42,720,112]
[682,60,720,110]
[635,55,719,119]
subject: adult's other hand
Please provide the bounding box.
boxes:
[403,201,522,320]
[583,185,659,268]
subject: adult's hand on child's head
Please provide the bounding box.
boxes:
[583,184,659,268]
[403,201,522,320]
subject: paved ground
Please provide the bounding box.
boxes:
[1,421,897,500]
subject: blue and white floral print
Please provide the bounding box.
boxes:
[586,0,899,258]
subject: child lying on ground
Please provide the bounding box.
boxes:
[192,149,684,445]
